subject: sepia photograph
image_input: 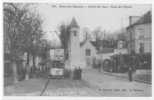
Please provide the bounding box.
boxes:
[3,3,152,97]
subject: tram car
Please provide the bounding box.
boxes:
[48,49,65,79]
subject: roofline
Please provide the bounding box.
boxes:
[126,11,151,30]
[126,22,151,30]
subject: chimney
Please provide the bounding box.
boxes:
[129,16,140,25]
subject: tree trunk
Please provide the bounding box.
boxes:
[70,70,74,79]
[25,64,30,80]
[12,61,18,83]
[32,55,36,72]
[27,52,29,65]
[25,52,30,80]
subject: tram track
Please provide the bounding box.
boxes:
[40,78,50,96]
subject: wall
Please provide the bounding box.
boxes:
[80,41,97,68]
[127,23,151,54]
[114,48,128,55]
[134,23,152,53]
[68,27,82,70]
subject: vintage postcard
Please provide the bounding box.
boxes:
[3,2,152,97]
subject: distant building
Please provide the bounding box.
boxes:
[126,11,152,54]
[117,40,124,49]
[96,40,128,65]
[114,40,128,54]
[97,48,115,62]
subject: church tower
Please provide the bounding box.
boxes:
[67,17,81,70]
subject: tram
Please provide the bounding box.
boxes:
[48,49,65,78]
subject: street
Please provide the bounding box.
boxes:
[82,69,151,96]
[4,69,151,96]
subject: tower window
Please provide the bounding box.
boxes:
[74,31,77,36]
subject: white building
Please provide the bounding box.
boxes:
[66,18,82,70]
[114,40,128,55]
[65,18,98,69]
[80,39,97,68]
[126,11,152,54]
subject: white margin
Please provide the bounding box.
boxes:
[0,0,153,100]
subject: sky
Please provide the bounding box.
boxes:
[35,3,151,44]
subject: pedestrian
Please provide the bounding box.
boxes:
[98,61,101,72]
[128,51,136,82]
[78,67,82,80]
[128,66,133,82]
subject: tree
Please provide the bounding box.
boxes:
[92,27,118,49]
[4,3,29,83]
[92,27,104,50]
[82,27,91,41]
[58,23,70,60]
[4,3,44,82]
[21,10,44,80]
[23,13,43,77]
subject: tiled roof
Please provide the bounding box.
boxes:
[80,40,97,48]
[80,39,87,46]
[90,41,97,47]
[136,11,151,24]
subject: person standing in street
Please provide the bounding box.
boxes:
[128,66,133,82]
[128,51,135,82]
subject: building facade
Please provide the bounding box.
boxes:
[80,40,97,68]
[127,11,152,54]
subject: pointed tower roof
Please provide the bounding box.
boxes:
[69,17,79,28]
